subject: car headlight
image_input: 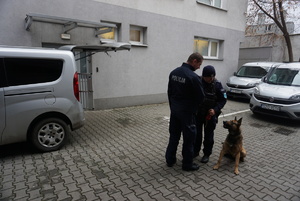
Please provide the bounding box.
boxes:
[253,87,260,95]
[247,82,258,87]
[289,94,300,101]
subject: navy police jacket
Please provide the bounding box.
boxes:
[199,76,227,116]
[168,63,205,113]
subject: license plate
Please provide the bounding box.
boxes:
[230,89,242,94]
[261,103,280,111]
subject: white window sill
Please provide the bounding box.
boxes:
[129,42,148,47]
[204,57,223,61]
[100,39,117,44]
[196,1,227,12]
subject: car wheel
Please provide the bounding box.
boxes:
[30,118,69,152]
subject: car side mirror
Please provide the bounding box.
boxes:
[233,72,237,76]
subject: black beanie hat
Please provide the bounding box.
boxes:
[202,65,216,77]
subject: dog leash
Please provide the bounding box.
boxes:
[205,114,211,127]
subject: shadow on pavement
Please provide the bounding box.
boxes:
[0,142,36,158]
[227,97,250,103]
[250,113,300,128]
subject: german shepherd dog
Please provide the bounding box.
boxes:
[213,117,246,175]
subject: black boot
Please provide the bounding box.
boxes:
[182,163,200,171]
[201,155,209,163]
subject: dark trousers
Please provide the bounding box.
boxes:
[165,110,197,167]
[194,113,217,157]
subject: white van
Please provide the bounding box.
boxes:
[250,62,300,120]
[225,62,282,99]
[0,46,85,152]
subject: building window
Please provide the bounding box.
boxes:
[194,38,219,59]
[265,24,272,32]
[197,0,222,8]
[99,27,117,42]
[130,25,147,46]
[98,22,120,43]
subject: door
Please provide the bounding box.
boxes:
[58,43,131,110]
[75,52,94,110]
[43,43,95,110]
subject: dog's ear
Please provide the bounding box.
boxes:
[234,116,237,121]
[238,117,243,124]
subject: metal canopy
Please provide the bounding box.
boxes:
[25,13,116,35]
[58,43,131,52]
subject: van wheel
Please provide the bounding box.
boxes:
[30,118,69,152]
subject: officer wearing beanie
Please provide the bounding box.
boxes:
[194,65,227,163]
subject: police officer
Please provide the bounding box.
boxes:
[194,65,227,163]
[166,53,205,171]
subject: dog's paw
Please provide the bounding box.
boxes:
[234,169,239,175]
[213,165,219,170]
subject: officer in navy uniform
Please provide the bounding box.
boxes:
[166,52,205,171]
[194,65,227,164]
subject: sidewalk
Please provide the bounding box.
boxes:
[1,101,300,200]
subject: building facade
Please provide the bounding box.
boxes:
[0,0,248,109]
[239,21,300,67]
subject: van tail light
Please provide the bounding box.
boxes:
[73,72,80,101]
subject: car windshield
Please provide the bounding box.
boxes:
[236,66,268,78]
[267,68,300,86]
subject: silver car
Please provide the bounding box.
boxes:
[225,62,282,99]
[0,46,85,152]
[250,62,300,120]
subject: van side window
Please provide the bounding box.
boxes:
[4,58,63,86]
[0,58,6,87]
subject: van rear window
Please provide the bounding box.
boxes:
[0,58,6,87]
[4,58,63,86]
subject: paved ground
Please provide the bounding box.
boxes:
[1,99,300,201]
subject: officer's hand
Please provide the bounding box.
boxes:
[208,109,215,116]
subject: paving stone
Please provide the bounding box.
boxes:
[78,183,93,194]
[56,190,71,201]
[81,191,98,201]
[2,181,13,190]
[0,188,14,200]
[130,184,148,196]
[110,191,126,201]
[53,182,66,193]
[66,182,79,193]
[14,188,29,200]
[14,181,27,190]
[137,192,155,201]
[27,188,41,200]
[2,175,13,183]
[68,190,85,201]
[14,196,30,201]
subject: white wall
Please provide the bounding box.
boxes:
[287,34,300,62]
[92,0,246,32]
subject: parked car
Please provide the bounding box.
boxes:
[250,62,300,120]
[225,62,282,99]
[0,46,85,152]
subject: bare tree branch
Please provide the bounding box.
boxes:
[249,0,295,61]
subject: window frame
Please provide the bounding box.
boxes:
[129,25,147,46]
[99,21,121,43]
[194,37,220,59]
[196,0,223,9]
[99,27,118,43]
